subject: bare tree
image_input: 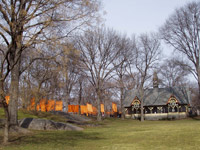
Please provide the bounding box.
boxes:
[31,59,56,110]
[132,33,161,121]
[75,28,123,121]
[0,0,101,143]
[160,2,200,102]
[59,44,80,113]
[75,74,88,115]
[18,44,59,108]
[113,34,132,120]
[159,58,189,87]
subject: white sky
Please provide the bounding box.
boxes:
[102,0,196,36]
[102,0,198,57]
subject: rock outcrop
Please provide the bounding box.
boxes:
[52,111,92,122]
[19,118,83,131]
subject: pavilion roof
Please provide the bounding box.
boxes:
[123,87,191,107]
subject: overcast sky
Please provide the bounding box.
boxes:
[102,0,198,57]
[101,0,198,81]
[102,0,197,36]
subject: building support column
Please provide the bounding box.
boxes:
[148,107,153,114]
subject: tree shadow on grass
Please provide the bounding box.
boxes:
[7,130,104,147]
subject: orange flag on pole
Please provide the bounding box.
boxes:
[68,105,73,113]
[74,105,79,113]
[92,106,97,115]
[87,103,93,114]
[40,99,46,112]
[101,104,104,113]
[81,105,87,114]
[55,101,63,111]
[5,96,10,104]
[112,102,117,112]
[46,100,55,111]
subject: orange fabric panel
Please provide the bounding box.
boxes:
[92,106,97,115]
[101,104,104,113]
[81,105,87,114]
[55,101,63,111]
[80,105,83,114]
[5,96,10,104]
[46,100,55,112]
[71,105,75,112]
[68,105,73,113]
[112,102,117,112]
[68,105,79,113]
[40,99,46,112]
[31,98,35,110]
[74,105,79,113]
[87,103,93,114]
[28,98,40,111]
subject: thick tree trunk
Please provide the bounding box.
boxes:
[3,107,9,144]
[9,61,20,127]
[97,89,102,121]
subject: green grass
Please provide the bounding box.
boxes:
[0,108,67,123]
[0,108,4,118]
[1,117,200,150]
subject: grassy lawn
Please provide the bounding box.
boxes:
[0,108,67,123]
[0,109,200,150]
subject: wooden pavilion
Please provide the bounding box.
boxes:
[123,73,191,120]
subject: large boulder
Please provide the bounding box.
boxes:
[19,118,83,131]
[52,111,92,122]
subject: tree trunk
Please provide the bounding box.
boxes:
[9,61,20,127]
[140,100,144,121]
[34,94,40,111]
[120,87,125,120]
[140,88,144,122]
[65,93,69,113]
[78,104,81,115]
[97,89,102,121]
[3,107,9,144]
[198,85,200,106]
[0,81,10,144]
[198,68,200,105]
[78,82,82,115]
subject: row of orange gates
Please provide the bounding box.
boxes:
[5,96,118,115]
[69,103,117,115]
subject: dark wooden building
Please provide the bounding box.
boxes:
[123,73,191,120]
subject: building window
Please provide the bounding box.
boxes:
[131,97,141,114]
[167,95,179,112]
